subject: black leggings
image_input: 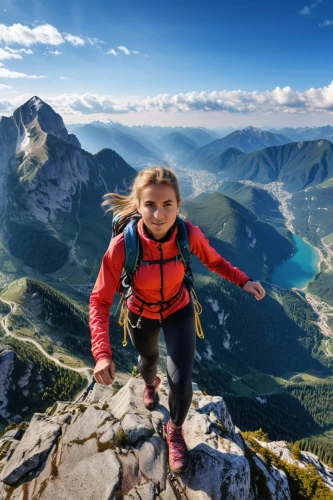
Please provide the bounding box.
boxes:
[127,300,196,427]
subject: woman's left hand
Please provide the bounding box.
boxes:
[243,280,266,300]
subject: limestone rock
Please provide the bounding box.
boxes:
[0,417,61,485]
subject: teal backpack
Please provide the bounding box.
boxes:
[112,211,194,295]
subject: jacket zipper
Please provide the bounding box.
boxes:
[157,244,164,303]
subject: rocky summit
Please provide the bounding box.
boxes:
[1,374,332,499]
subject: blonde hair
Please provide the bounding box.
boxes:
[102,166,182,218]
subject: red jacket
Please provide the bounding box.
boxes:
[89,218,250,363]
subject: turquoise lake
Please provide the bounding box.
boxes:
[270,234,320,289]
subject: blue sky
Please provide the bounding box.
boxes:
[1,0,333,127]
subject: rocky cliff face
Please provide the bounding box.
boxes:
[0,117,17,214]
[0,97,137,275]
[0,374,332,499]
[12,96,69,143]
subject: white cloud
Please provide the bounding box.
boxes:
[63,33,85,47]
[5,82,333,118]
[48,50,61,55]
[0,99,13,111]
[0,23,64,46]
[320,19,333,26]
[0,66,45,79]
[0,48,22,60]
[88,37,105,46]
[108,46,140,56]
[107,48,118,56]
[42,82,333,115]
[5,46,33,55]
[300,0,321,15]
[0,84,12,89]
[117,45,130,55]
[60,76,69,80]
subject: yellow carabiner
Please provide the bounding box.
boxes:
[117,298,128,347]
[191,288,204,339]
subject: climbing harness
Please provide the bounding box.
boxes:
[111,212,205,346]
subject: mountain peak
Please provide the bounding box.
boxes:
[244,125,263,134]
[13,96,69,142]
[27,96,45,112]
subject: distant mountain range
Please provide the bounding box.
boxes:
[187,139,333,192]
[269,126,333,143]
[67,122,220,168]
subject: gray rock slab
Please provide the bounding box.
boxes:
[99,421,120,444]
[181,444,250,500]
[125,481,155,500]
[253,454,290,499]
[0,441,58,500]
[159,478,178,499]
[197,395,235,439]
[135,436,167,489]
[151,407,169,434]
[121,413,154,444]
[39,436,120,500]
[0,418,61,485]
[118,450,143,496]
[86,382,114,404]
[62,405,113,445]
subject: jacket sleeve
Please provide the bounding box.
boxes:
[186,221,251,288]
[89,235,125,363]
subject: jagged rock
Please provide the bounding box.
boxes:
[39,438,120,500]
[125,480,156,500]
[1,374,332,499]
[301,451,333,490]
[159,479,178,499]
[252,454,290,499]
[134,436,168,489]
[13,96,69,142]
[99,421,120,444]
[0,415,61,485]
[197,394,235,440]
[61,405,112,445]
[117,450,143,495]
[122,413,154,444]
[67,133,81,149]
[0,349,15,420]
[258,439,333,491]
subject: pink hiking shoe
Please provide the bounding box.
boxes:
[143,376,161,410]
[166,419,190,473]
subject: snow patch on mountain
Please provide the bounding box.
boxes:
[246,225,256,248]
[203,340,213,360]
[15,125,26,153]
[207,297,219,312]
[17,362,34,388]
[256,396,267,404]
[29,97,43,112]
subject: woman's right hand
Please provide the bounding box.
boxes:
[94,357,115,385]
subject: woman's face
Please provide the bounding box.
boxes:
[137,184,180,241]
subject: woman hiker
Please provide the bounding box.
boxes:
[89,166,266,474]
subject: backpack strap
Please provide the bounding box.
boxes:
[123,219,141,275]
[175,216,191,267]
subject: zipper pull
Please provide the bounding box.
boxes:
[157,244,162,251]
